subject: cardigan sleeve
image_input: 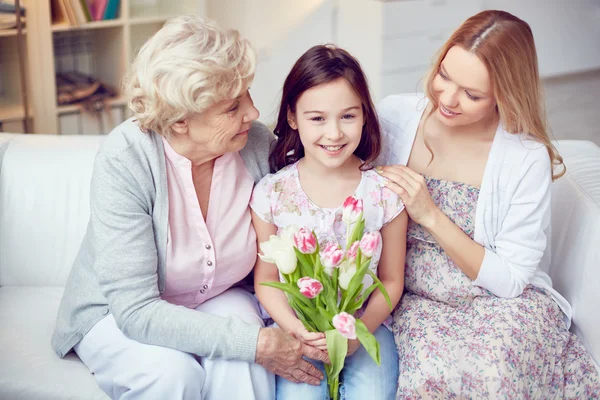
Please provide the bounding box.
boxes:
[89,151,260,362]
[472,148,552,298]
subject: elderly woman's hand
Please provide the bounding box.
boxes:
[377,165,441,229]
[255,327,329,385]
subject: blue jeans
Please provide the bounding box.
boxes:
[276,325,399,400]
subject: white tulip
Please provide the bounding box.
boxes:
[338,260,357,290]
[259,234,298,274]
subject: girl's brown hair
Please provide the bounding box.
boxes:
[424,10,565,179]
[269,44,381,172]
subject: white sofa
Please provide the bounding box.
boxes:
[0,133,598,399]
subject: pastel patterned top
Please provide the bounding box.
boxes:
[161,137,257,308]
[250,161,405,290]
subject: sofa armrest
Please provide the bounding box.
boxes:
[549,140,600,367]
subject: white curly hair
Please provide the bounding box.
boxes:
[123,15,257,136]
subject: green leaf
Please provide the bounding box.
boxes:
[294,248,314,278]
[317,305,335,322]
[344,283,379,314]
[325,329,348,380]
[348,217,365,246]
[260,281,313,308]
[295,301,330,332]
[341,283,363,312]
[345,261,370,302]
[292,300,318,332]
[332,268,340,300]
[366,269,392,310]
[354,319,380,366]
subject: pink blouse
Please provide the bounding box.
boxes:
[161,137,257,308]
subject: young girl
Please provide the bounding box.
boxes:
[250,45,407,399]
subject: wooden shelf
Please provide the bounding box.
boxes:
[56,95,127,114]
[52,19,125,32]
[0,102,32,121]
[8,0,205,133]
[0,28,26,37]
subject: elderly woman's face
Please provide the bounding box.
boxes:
[178,90,260,157]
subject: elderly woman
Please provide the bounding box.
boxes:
[51,15,327,400]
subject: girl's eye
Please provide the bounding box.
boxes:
[311,116,325,122]
[342,114,355,120]
[465,91,480,101]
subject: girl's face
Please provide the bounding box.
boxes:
[288,77,364,171]
[431,46,497,128]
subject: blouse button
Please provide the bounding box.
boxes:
[203,285,208,289]
[200,289,205,294]
[205,244,211,250]
[207,260,213,266]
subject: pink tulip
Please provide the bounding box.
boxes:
[332,312,357,339]
[320,244,344,269]
[346,241,360,262]
[297,277,323,299]
[342,196,363,224]
[293,228,317,254]
[359,232,379,258]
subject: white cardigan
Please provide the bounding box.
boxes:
[377,93,571,324]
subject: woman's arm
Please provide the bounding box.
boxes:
[359,210,408,333]
[378,152,551,298]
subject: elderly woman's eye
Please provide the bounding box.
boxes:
[228,103,240,112]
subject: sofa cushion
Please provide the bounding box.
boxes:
[0,135,105,287]
[549,140,600,368]
[0,286,107,399]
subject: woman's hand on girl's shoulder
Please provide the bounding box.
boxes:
[376,165,441,229]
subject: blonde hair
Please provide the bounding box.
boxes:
[423,10,565,180]
[123,15,256,136]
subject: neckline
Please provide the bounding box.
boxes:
[405,96,501,191]
[422,174,481,191]
[292,161,366,212]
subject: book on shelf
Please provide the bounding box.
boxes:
[51,0,120,28]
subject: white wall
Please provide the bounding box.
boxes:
[205,0,600,126]
[207,0,335,126]
[483,0,600,77]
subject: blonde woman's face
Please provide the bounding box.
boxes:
[431,46,496,128]
[186,90,260,156]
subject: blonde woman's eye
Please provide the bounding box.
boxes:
[465,91,480,101]
[438,71,449,81]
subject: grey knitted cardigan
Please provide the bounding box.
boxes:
[51,118,273,361]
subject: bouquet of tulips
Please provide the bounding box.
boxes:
[258,196,392,400]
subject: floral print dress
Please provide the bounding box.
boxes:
[250,162,404,308]
[393,176,600,399]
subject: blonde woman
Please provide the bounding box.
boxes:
[51,16,327,400]
[376,10,600,398]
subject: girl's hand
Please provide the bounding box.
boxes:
[377,165,440,229]
[347,339,361,356]
[291,323,328,351]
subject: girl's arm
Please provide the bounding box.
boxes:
[252,211,327,349]
[358,210,408,335]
